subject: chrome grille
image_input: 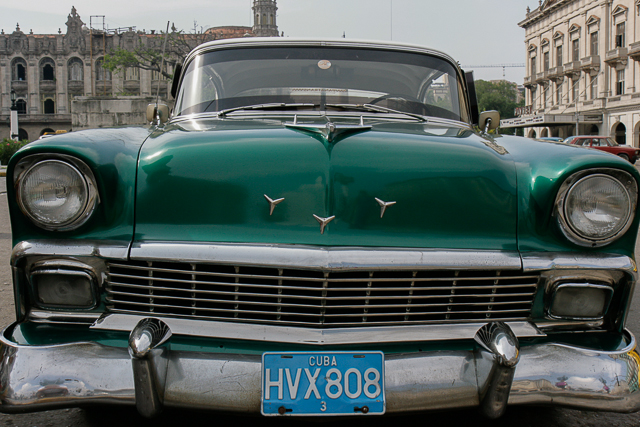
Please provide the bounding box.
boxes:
[105,261,538,328]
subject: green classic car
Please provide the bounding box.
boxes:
[2,38,640,419]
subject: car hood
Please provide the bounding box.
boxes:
[134,118,518,250]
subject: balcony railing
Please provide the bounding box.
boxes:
[67,80,84,93]
[563,61,581,76]
[580,55,600,73]
[629,42,640,61]
[535,71,548,83]
[11,80,28,94]
[547,66,564,80]
[605,47,628,68]
[38,80,56,92]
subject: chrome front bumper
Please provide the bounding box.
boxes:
[1,320,639,417]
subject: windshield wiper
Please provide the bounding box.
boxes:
[217,103,318,117]
[325,103,427,122]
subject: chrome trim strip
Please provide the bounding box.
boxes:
[521,252,637,272]
[29,310,101,324]
[129,242,523,270]
[16,241,633,275]
[11,240,130,265]
[91,314,544,344]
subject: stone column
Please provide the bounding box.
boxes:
[57,58,67,114]
[28,56,38,114]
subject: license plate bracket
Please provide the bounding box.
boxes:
[261,351,385,416]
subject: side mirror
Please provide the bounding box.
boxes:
[147,103,170,125]
[478,110,500,133]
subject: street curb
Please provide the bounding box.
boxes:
[0,167,6,178]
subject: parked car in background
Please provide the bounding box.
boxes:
[2,38,640,420]
[564,135,640,163]
[536,136,564,142]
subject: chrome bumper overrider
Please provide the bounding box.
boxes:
[1,320,639,417]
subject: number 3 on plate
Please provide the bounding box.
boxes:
[321,401,327,412]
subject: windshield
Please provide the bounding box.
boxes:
[175,46,466,121]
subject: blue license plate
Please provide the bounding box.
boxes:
[261,351,385,416]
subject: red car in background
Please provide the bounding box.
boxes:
[564,135,640,163]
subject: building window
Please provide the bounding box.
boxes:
[615,122,626,144]
[530,56,537,75]
[544,85,549,107]
[125,67,140,81]
[151,69,168,81]
[590,75,598,99]
[16,99,27,114]
[40,58,55,81]
[590,32,598,56]
[616,69,625,95]
[556,45,563,66]
[543,52,549,71]
[616,22,626,48]
[557,82,563,104]
[43,99,55,114]
[95,58,111,81]
[572,77,579,102]
[531,87,537,108]
[68,58,84,81]
[572,39,580,62]
[11,58,27,81]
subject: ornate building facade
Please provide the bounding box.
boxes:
[0,1,279,140]
[503,0,640,146]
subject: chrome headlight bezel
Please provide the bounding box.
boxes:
[547,282,614,321]
[14,154,99,231]
[555,169,638,247]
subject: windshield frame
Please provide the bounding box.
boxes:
[173,39,471,123]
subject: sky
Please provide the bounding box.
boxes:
[0,0,535,83]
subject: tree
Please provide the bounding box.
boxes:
[474,80,525,135]
[102,22,218,80]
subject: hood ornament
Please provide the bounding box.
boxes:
[375,197,396,218]
[313,214,335,234]
[264,194,285,215]
[285,115,371,143]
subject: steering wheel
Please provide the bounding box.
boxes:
[368,94,430,115]
[369,94,422,104]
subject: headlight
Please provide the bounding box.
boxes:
[556,170,637,247]
[16,157,98,231]
[548,283,613,320]
[32,269,96,309]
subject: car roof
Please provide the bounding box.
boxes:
[185,37,460,72]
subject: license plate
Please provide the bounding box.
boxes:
[261,351,385,416]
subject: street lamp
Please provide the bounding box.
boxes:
[10,89,18,141]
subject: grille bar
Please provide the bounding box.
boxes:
[108,264,537,283]
[105,260,538,328]
[108,275,537,292]
[106,290,534,308]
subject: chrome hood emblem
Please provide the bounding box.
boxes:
[375,197,397,218]
[313,214,335,234]
[264,194,285,215]
[285,115,371,143]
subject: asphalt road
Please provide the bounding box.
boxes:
[1,173,640,427]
